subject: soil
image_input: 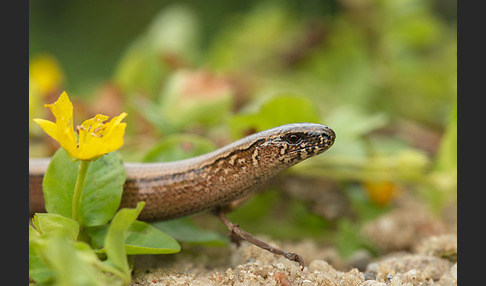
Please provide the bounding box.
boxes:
[129,197,457,286]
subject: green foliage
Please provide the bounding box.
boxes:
[113,39,167,98]
[142,134,216,162]
[29,151,180,285]
[103,202,144,284]
[30,230,109,286]
[134,70,234,134]
[434,99,457,172]
[152,218,228,246]
[227,189,332,241]
[113,4,200,98]
[206,1,299,72]
[88,220,181,255]
[335,219,376,259]
[159,71,234,131]
[32,213,80,241]
[29,225,54,284]
[419,100,457,212]
[43,149,126,227]
[229,94,321,138]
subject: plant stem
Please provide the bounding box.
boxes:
[72,160,90,223]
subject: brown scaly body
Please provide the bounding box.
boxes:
[29,123,335,221]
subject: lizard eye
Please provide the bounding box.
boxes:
[283,133,303,145]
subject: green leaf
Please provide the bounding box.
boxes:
[434,99,457,172]
[229,94,321,139]
[31,230,107,286]
[43,148,126,227]
[318,106,388,160]
[113,38,168,98]
[103,202,144,281]
[125,221,181,254]
[87,220,181,255]
[32,213,79,240]
[151,217,228,246]
[325,106,388,140]
[29,225,54,284]
[142,134,215,162]
[29,224,40,240]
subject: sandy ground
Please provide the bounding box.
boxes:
[129,198,457,285]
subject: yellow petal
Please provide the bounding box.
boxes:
[58,124,80,158]
[100,122,127,153]
[81,114,109,131]
[45,91,73,121]
[35,92,79,158]
[76,113,127,160]
[102,112,127,137]
[77,143,101,160]
[78,114,108,149]
[33,119,58,141]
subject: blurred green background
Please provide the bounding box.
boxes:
[29,0,456,260]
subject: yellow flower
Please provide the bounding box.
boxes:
[29,77,41,134]
[33,92,127,161]
[29,54,65,96]
[363,180,400,206]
